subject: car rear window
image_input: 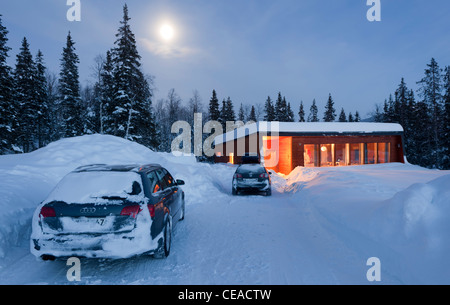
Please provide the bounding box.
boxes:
[43,171,145,204]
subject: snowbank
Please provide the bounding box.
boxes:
[284,165,450,284]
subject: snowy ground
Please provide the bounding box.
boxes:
[0,134,449,284]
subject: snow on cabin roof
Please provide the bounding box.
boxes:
[214,122,404,145]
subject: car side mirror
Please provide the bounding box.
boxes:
[176,179,185,186]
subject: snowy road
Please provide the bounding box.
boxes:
[0,135,449,284]
[0,192,385,285]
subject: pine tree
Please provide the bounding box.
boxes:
[225,97,235,122]
[308,99,319,122]
[99,50,115,135]
[248,105,257,122]
[0,15,14,154]
[354,111,361,122]
[34,50,50,148]
[348,112,354,122]
[298,101,305,122]
[286,102,295,122]
[417,58,443,168]
[111,5,157,148]
[59,31,83,138]
[275,92,287,121]
[264,96,275,121]
[238,103,245,121]
[338,108,347,122]
[442,66,450,169]
[14,37,38,152]
[323,94,336,122]
[373,104,383,122]
[394,78,409,125]
[208,89,220,121]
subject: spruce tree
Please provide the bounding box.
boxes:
[34,50,50,148]
[248,105,257,122]
[308,99,319,122]
[348,112,354,122]
[442,66,450,169]
[298,101,305,122]
[225,97,235,122]
[238,103,245,121]
[264,96,275,121]
[0,15,14,154]
[14,37,38,152]
[59,31,83,137]
[286,102,295,122]
[112,4,157,148]
[323,94,336,122]
[275,92,287,121]
[417,58,443,168]
[208,89,220,121]
[338,108,347,122]
[99,50,115,135]
[354,111,361,122]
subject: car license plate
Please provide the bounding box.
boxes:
[96,218,106,226]
[243,178,257,183]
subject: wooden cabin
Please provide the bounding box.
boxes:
[214,122,405,175]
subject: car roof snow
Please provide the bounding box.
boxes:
[73,164,162,173]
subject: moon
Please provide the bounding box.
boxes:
[160,24,175,41]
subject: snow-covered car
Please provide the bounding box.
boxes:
[30,164,185,260]
[232,162,272,196]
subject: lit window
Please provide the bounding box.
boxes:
[335,144,347,166]
[304,144,318,167]
[229,153,234,164]
[320,144,334,167]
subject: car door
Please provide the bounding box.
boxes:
[147,170,168,238]
[161,168,182,221]
[155,169,176,217]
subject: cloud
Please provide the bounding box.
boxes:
[139,38,200,59]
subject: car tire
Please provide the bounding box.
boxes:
[265,188,272,196]
[154,218,172,259]
[232,187,237,196]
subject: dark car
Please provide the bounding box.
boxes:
[30,164,185,260]
[232,159,272,196]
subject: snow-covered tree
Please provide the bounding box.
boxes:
[111,4,158,148]
[59,31,83,138]
[0,15,14,154]
[34,50,50,148]
[14,37,38,152]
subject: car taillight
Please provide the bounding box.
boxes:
[259,173,269,178]
[40,206,56,218]
[234,173,243,179]
[148,204,155,218]
[120,205,141,218]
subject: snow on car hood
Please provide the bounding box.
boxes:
[42,171,144,204]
